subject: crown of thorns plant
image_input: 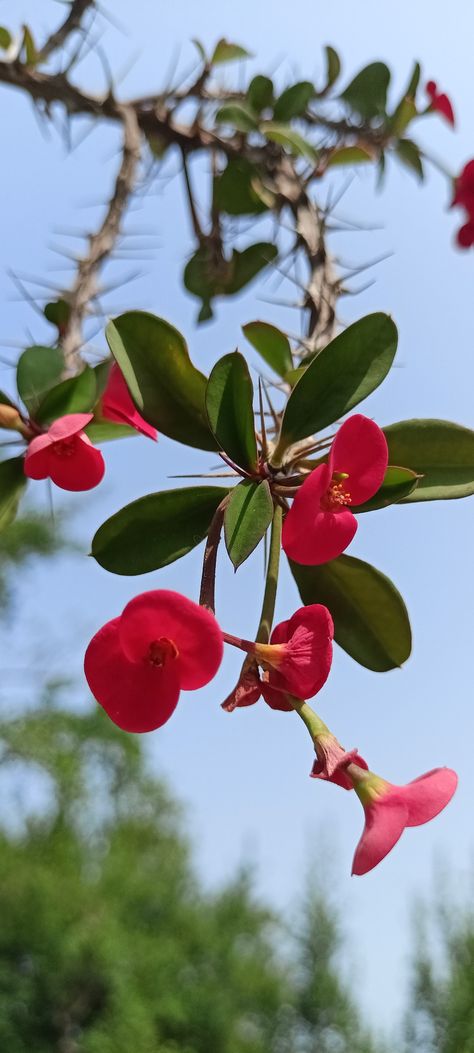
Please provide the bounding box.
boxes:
[0,1,472,873]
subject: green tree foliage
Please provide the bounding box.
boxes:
[0,512,65,611]
[405,893,474,1052]
[0,699,380,1053]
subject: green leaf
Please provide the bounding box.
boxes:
[216,103,259,132]
[389,96,417,136]
[341,62,391,118]
[44,299,71,331]
[328,145,374,166]
[273,81,314,121]
[0,458,27,532]
[0,27,12,50]
[206,352,257,471]
[227,242,278,293]
[406,61,421,99]
[383,419,474,501]
[247,75,274,113]
[35,366,97,425]
[16,346,64,416]
[211,39,251,65]
[214,157,268,215]
[224,480,273,569]
[352,466,420,512]
[22,25,38,65]
[242,321,293,378]
[262,122,317,162]
[0,389,16,408]
[92,487,228,575]
[395,139,424,181]
[289,554,411,672]
[272,313,398,463]
[85,421,136,443]
[192,38,207,63]
[105,311,216,452]
[321,45,341,93]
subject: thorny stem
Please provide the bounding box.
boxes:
[199,493,231,613]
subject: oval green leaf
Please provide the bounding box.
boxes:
[383,419,474,501]
[105,311,216,452]
[289,553,412,672]
[206,352,257,471]
[216,103,259,132]
[352,466,420,512]
[273,81,314,121]
[247,75,274,113]
[35,366,97,425]
[92,486,228,575]
[211,39,251,65]
[224,480,273,569]
[341,62,391,118]
[242,321,293,378]
[272,313,398,464]
[262,122,317,162]
[16,346,64,416]
[0,457,27,532]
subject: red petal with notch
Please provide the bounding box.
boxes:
[329,414,388,506]
[119,589,223,689]
[84,617,180,733]
[47,434,105,491]
[267,604,334,698]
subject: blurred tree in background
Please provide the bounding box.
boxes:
[0,684,380,1053]
[405,891,474,1053]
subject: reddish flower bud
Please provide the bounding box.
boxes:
[349,765,458,876]
[425,80,455,126]
[101,364,157,440]
[282,415,388,565]
[24,413,105,492]
[85,589,223,733]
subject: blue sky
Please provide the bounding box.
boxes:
[1,0,474,1036]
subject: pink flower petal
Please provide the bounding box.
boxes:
[329,414,388,505]
[84,617,180,733]
[47,434,105,491]
[402,767,458,827]
[119,589,223,689]
[269,604,333,698]
[352,797,409,876]
[24,433,54,480]
[102,364,157,441]
[48,413,94,442]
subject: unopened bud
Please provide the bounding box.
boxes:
[0,403,23,431]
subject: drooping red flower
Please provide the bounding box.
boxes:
[85,589,223,733]
[282,414,388,565]
[222,604,333,709]
[349,765,458,876]
[451,161,474,248]
[101,364,157,440]
[425,80,455,126]
[24,413,105,492]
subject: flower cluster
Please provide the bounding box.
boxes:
[84,407,457,876]
[21,364,156,492]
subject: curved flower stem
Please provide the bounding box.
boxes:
[199,494,231,613]
[288,697,331,739]
[256,504,282,644]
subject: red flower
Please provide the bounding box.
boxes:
[24,413,105,492]
[222,604,333,708]
[85,589,223,733]
[102,364,157,440]
[451,161,474,248]
[350,765,458,876]
[282,415,388,565]
[457,221,474,249]
[426,80,455,126]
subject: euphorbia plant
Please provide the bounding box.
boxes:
[0,10,473,873]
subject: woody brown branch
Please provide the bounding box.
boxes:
[38,0,96,63]
[60,105,141,372]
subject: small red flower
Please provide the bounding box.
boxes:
[102,364,157,440]
[425,80,455,126]
[282,414,388,565]
[350,765,458,876]
[451,161,474,248]
[457,221,474,248]
[85,589,223,733]
[223,604,333,708]
[24,413,105,492]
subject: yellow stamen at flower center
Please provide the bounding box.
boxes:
[321,472,351,512]
[252,642,286,672]
[147,637,179,667]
